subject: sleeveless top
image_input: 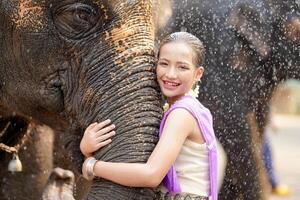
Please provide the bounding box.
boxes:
[159,95,218,200]
[174,139,210,196]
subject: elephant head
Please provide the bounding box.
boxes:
[0,0,162,199]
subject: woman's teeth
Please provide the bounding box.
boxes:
[164,81,179,86]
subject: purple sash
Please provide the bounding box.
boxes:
[159,95,218,200]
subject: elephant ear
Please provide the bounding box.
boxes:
[228,4,271,59]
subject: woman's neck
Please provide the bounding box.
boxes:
[166,95,184,106]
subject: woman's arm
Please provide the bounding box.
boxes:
[83,108,197,187]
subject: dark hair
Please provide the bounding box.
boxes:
[158,32,205,67]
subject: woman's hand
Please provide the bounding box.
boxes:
[80,119,116,157]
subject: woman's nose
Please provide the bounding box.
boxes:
[165,67,177,79]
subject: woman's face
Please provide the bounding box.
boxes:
[156,42,203,103]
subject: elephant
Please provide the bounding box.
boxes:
[160,0,299,199]
[0,0,163,199]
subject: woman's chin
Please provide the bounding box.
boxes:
[162,92,177,98]
[163,94,185,102]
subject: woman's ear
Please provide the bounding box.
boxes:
[195,66,204,81]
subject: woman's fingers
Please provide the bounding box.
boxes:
[92,119,112,132]
[96,139,112,148]
[95,124,115,137]
[96,131,115,142]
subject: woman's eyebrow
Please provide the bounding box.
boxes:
[177,61,190,65]
[158,58,169,62]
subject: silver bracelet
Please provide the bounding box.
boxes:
[85,157,97,180]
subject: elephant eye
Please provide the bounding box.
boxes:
[53,3,101,39]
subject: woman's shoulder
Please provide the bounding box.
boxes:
[162,95,212,125]
[170,95,213,122]
[164,106,200,134]
[163,97,201,125]
[166,107,195,122]
[173,95,210,113]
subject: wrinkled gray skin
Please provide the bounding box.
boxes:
[0,1,162,199]
[161,0,299,199]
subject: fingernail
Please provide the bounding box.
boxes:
[112,131,116,135]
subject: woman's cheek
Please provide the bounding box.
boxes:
[156,67,163,78]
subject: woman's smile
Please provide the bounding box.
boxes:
[162,80,181,90]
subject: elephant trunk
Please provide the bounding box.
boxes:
[83,56,162,199]
[62,53,162,199]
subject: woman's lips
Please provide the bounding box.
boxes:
[162,80,180,90]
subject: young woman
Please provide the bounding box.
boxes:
[80,32,218,200]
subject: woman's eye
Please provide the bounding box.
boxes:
[179,65,189,70]
[159,62,168,66]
